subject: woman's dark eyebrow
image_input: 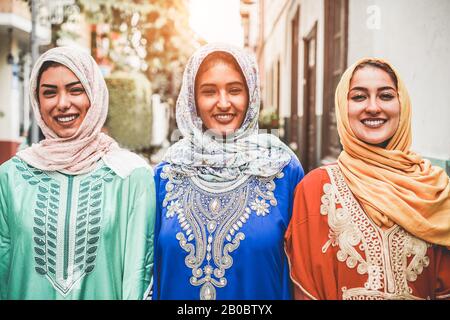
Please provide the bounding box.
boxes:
[349,86,396,92]
[41,84,57,89]
[66,81,82,88]
[349,86,368,92]
[226,81,245,87]
[377,86,396,91]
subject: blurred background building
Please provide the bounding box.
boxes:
[243,0,450,174]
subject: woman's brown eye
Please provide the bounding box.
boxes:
[43,90,56,96]
[71,87,84,94]
[351,95,366,102]
[230,88,242,95]
[380,93,394,101]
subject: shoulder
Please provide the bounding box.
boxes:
[103,149,154,179]
[0,156,26,179]
[294,164,335,198]
[281,156,304,177]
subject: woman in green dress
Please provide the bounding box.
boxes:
[0,46,155,299]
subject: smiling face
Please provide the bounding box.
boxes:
[347,66,400,147]
[38,64,90,138]
[195,56,249,136]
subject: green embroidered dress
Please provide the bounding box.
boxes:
[0,157,155,300]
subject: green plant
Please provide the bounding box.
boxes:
[105,71,152,151]
[258,106,279,129]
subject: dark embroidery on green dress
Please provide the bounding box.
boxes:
[13,157,115,296]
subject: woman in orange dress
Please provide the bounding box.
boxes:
[285,58,450,300]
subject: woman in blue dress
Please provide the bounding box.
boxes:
[152,43,304,300]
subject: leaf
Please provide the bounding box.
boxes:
[48,216,57,224]
[35,257,46,266]
[51,189,60,196]
[78,207,87,215]
[103,176,113,183]
[79,194,89,201]
[90,208,101,216]
[12,157,20,163]
[48,257,56,266]
[76,237,86,246]
[35,209,45,217]
[87,246,97,254]
[80,187,89,194]
[89,217,101,225]
[87,236,99,245]
[79,200,88,208]
[22,174,33,180]
[92,184,102,192]
[32,170,43,175]
[36,201,46,209]
[48,224,57,232]
[33,227,45,236]
[50,196,59,203]
[90,200,101,208]
[89,227,100,235]
[91,174,101,179]
[37,194,47,202]
[77,228,87,237]
[29,180,39,185]
[92,192,102,200]
[86,256,95,263]
[81,180,90,187]
[85,265,95,273]
[75,247,84,255]
[47,231,56,240]
[75,255,84,264]
[48,211,58,219]
[76,221,87,229]
[51,183,59,189]
[49,203,58,210]
[47,249,56,257]
[48,266,56,274]
[34,247,45,256]
[41,177,51,182]
[34,237,45,246]
[16,166,26,172]
[34,217,45,226]
[35,267,47,275]
[47,240,56,248]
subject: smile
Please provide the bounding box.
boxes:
[361,119,387,128]
[55,114,79,124]
[214,114,235,123]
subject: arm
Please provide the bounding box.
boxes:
[122,167,156,300]
[0,171,11,300]
[435,246,450,300]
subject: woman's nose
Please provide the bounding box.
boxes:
[365,96,381,114]
[57,93,70,111]
[216,91,231,109]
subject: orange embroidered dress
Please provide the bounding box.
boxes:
[285,164,450,300]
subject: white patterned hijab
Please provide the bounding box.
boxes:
[17,46,148,178]
[163,43,295,182]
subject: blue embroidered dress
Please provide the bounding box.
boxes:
[152,157,303,300]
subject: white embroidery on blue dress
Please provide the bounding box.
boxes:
[161,165,283,300]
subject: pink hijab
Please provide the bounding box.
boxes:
[17,46,121,175]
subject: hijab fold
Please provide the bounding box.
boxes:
[335,57,450,247]
[164,43,295,183]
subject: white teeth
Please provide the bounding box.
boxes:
[215,114,233,120]
[363,119,385,127]
[57,115,77,123]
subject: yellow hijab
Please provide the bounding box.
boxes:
[335,57,450,247]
